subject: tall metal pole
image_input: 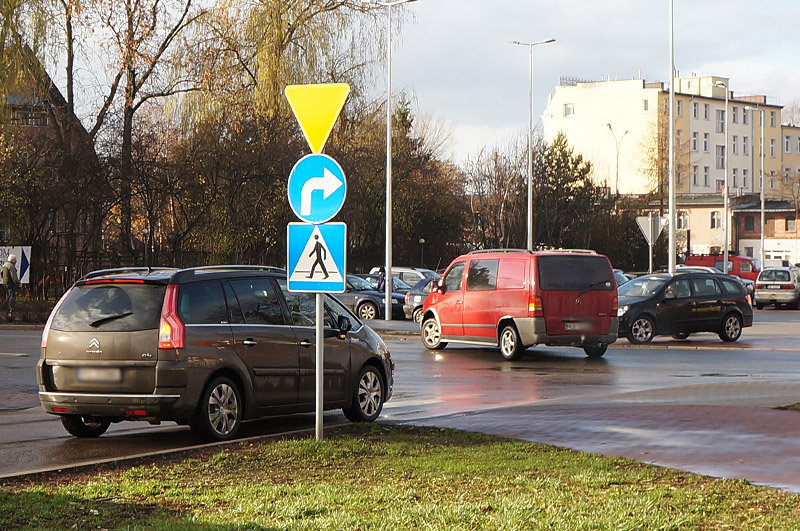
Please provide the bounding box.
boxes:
[667,0,676,274]
[315,294,324,441]
[745,106,765,268]
[607,124,628,197]
[527,44,533,251]
[716,82,729,273]
[510,38,555,251]
[384,2,393,321]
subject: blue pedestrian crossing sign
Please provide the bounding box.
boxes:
[287,223,346,293]
[287,154,346,224]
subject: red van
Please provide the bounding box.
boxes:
[683,254,759,282]
[420,249,619,359]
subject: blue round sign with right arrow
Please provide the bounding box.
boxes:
[287,153,347,224]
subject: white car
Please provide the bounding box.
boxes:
[754,267,800,310]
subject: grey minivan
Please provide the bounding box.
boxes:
[37,266,394,441]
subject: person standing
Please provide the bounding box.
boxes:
[2,254,19,320]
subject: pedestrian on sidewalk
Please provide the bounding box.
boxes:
[2,254,20,320]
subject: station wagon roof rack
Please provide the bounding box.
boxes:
[468,249,532,254]
[79,267,178,281]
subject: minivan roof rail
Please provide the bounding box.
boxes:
[79,267,178,281]
[186,265,286,273]
[468,249,532,254]
[541,248,597,254]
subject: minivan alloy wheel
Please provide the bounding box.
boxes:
[343,365,384,422]
[421,317,446,350]
[499,325,524,360]
[192,376,242,442]
[358,302,378,320]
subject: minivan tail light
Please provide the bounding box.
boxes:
[41,287,73,348]
[528,295,543,317]
[158,285,185,349]
[611,295,618,313]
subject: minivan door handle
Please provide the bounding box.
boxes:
[299,340,313,348]
[242,339,258,346]
[456,299,463,304]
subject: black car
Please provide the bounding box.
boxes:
[617,272,753,344]
[38,266,394,442]
[403,277,435,323]
[337,275,405,320]
[356,273,412,294]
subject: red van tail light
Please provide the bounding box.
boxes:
[611,295,618,313]
[528,295,543,317]
[158,284,185,349]
[41,287,73,348]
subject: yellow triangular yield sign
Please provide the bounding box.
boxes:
[285,83,351,154]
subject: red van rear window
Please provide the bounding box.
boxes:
[537,255,613,291]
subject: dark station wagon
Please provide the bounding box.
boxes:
[37,266,394,441]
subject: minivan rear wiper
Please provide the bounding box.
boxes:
[578,280,611,297]
[89,312,133,327]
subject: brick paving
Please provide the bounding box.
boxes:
[407,404,800,493]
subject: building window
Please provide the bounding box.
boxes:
[743,136,749,156]
[744,246,754,257]
[797,137,800,153]
[770,171,776,189]
[716,109,725,133]
[704,103,710,120]
[677,100,683,116]
[732,106,738,123]
[770,111,776,127]
[711,211,721,229]
[745,216,755,231]
[693,102,699,119]
[743,110,749,125]
[732,135,738,154]
[770,139,776,158]
[704,166,710,187]
[716,145,725,169]
[703,133,710,152]
[563,103,574,117]
[677,170,683,184]
[786,136,791,153]
[732,168,738,187]
[786,217,797,232]
[692,132,698,151]
[692,165,698,186]
[743,169,749,188]
[643,99,649,111]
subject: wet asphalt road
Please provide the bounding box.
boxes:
[1,310,800,491]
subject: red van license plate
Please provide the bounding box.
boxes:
[564,321,592,331]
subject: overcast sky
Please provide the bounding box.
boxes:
[384,0,800,163]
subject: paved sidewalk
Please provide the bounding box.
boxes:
[407,403,800,493]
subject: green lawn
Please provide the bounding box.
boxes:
[2,424,799,529]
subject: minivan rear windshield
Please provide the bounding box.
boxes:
[537,255,613,291]
[50,283,166,332]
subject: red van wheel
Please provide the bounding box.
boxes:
[499,325,524,360]
[421,317,447,350]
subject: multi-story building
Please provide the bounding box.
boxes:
[544,75,799,262]
[542,75,784,199]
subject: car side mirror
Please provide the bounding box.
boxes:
[337,315,352,340]
[434,279,445,294]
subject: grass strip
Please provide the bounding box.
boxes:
[1,423,799,529]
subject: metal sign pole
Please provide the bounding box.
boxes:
[315,293,324,441]
[648,212,654,273]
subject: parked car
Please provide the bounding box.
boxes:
[754,267,800,309]
[684,254,760,282]
[37,266,394,442]
[357,273,412,294]
[369,266,440,285]
[675,264,754,296]
[613,269,631,286]
[404,277,436,323]
[617,272,753,344]
[421,249,619,359]
[338,274,406,320]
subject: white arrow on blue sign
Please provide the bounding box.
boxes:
[287,154,346,224]
[287,222,347,293]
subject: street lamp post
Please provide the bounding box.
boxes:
[370,0,418,320]
[715,81,729,274]
[510,38,555,251]
[419,237,425,266]
[745,106,766,268]
[667,0,676,274]
[606,123,628,197]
